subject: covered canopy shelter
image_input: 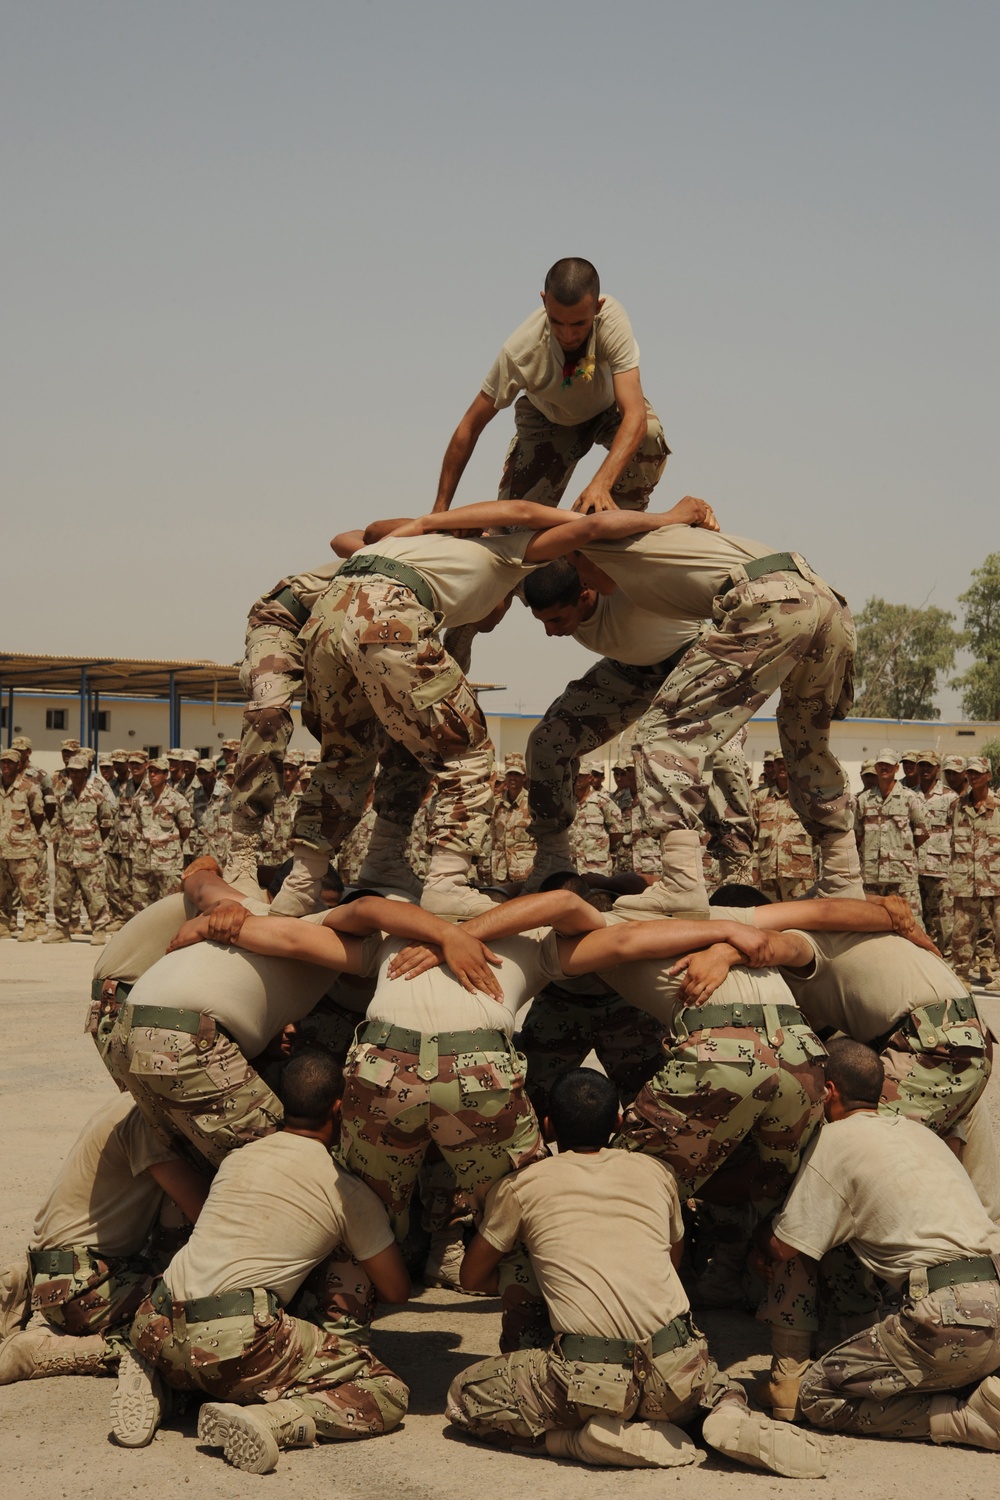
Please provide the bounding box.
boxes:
[0,652,243,754]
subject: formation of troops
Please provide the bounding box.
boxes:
[2,259,1000,1481]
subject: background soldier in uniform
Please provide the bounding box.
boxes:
[45,755,113,945]
[950,755,1000,989]
[0,746,48,941]
[855,748,926,915]
[755,753,818,901]
[490,754,535,885]
[917,751,958,956]
[130,758,193,910]
[568,762,622,876]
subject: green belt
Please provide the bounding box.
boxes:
[361,1021,510,1083]
[742,551,803,582]
[913,1256,999,1299]
[559,1314,694,1366]
[679,1002,805,1033]
[151,1280,281,1324]
[874,992,979,1054]
[272,586,310,628]
[90,977,132,1006]
[29,1249,75,1276]
[119,1002,231,1050]
[338,553,436,612]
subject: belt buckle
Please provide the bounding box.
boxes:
[417,1033,438,1082]
[910,1266,930,1301]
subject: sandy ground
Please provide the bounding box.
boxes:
[2,939,999,1499]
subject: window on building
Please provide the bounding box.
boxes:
[0,708,5,729]
[145,745,161,759]
[90,711,110,733]
[195,746,212,760]
[46,709,67,731]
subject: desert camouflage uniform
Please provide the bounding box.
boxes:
[799,1277,1000,1439]
[876,994,991,1134]
[756,787,818,901]
[449,1318,742,1443]
[234,561,342,826]
[0,770,47,929]
[630,809,664,876]
[498,394,668,512]
[491,787,536,884]
[52,779,113,935]
[951,789,1000,979]
[405,797,433,882]
[617,1003,827,1213]
[295,577,490,859]
[131,1249,407,1439]
[19,761,56,912]
[339,1022,545,1239]
[856,784,925,913]
[110,774,143,917]
[261,790,296,866]
[105,1005,282,1171]
[29,1245,153,1347]
[526,658,754,867]
[196,786,231,867]
[131,785,194,909]
[518,975,667,1118]
[918,784,958,953]
[568,790,622,876]
[337,804,377,886]
[632,560,856,850]
[100,780,129,925]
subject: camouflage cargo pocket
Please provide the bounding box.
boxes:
[348,1045,402,1093]
[556,1356,633,1415]
[128,1046,183,1078]
[691,1033,757,1073]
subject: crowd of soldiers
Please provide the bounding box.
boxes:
[3,258,1000,1481]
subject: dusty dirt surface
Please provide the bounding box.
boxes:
[2,940,999,1499]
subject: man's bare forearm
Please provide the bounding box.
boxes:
[420,500,577,534]
[326,895,462,946]
[753,898,894,934]
[462,891,604,940]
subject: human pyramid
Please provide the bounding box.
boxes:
[3,259,999,1479]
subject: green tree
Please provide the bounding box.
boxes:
[850,597,961,720]
[979,738,1000,788]
[952,553,1000,721]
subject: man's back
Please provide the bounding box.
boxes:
[479,1149,687,1339]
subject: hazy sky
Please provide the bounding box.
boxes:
[4,1,997,717]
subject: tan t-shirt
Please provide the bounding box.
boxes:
[779,931,968,1041]
[482,296,639,426]
[165,1131,393,1306]
[127,914,381,1058]
[773,1112,1000,1289]
[573,592,699,668]
[368,932,548,1036]
[31,1094,176,1257]
[538,914,800,1033]
[581,528,774,621]
[480,1149,688,1338]
[94,893,198,984]
[349,533,537,629]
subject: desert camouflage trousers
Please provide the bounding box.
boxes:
[877,997,992,1136]
[759,874,814,903]
[864,878,921,920]
[616,1017,827,1212]
[952,895,1000,978]
[799,1280,1000,1438]
[295,578,491,857]
[526,654,753,857]
[919,876,953,955]
[498,395,668,511]
[132,1276,407,1440]
[131,865,182,912]
[0,854,46,921]
[30,1244,151,1344]
[518,984,667,1117]
[105,1009,283,1170]
[233,614,310,826]
[339,1026,545,1239]
[447,1325,739,1444]
[634,566,856,845]
[53,860,110,933]
[105,851,132,924]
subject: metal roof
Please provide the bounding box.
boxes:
[0,653,506,701]
[0,653,242,702]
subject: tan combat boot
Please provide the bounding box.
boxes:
[0,1260,31,1338]
[109,1348,168,1447]
[755,1328,814,1420]
[269,841,329,916]
[421,847,501,919]
[929,1377,1000,1450]
[521,832,576,892]
[357,817,423,900]
[17,920,40,942]
[89,929,107,946]
[701,1397,828,1477]
[198,1398,317,1473]
[815,831,864,897]
[0,1327,111,1385]
[545,1414,703,1468]
[42,926,71,944]
[223,814,266,899]
[612,830,710,918]
[0,922,12,940]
